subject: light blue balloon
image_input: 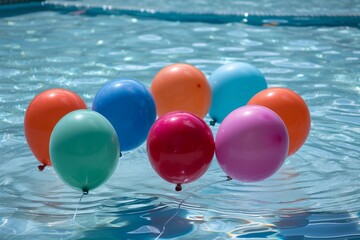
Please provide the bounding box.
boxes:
[209,62,267,123]
[92,79,156,152]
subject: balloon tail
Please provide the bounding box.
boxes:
[38,164,46,171]
[209,119,216,126]
[175,184,182,192]
[83,188,89,195]
[155,177,230,239]
[72,190,88,221]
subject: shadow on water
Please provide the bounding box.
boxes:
[76,207,194,240]
[276,211,360,239]
[73,194,360,240]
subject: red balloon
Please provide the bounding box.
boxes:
[147,111,215,191]
[24,89,87,170]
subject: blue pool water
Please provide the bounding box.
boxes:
[0,1,360,239]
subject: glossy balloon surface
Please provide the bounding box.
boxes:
[215,105,289,182]
[24,89,87,167]
[147,111,215,185]
[50,110,120,192]
[92,79,156,151]
[248,87,311,156]
[151,63,211,118]
[209,62,267,123]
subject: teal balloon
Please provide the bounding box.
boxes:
[50,109,120,192]
[209,62,267,123]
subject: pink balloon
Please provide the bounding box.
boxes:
[215,105,289,182]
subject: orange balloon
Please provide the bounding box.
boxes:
[24,89,87,170]
[248,87,311,156]
[151,63,211,118]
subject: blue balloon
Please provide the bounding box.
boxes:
[92,79,156,151]
[209,62,267,123]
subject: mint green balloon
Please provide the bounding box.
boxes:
[50,109,120,193]
[209,62,268,123]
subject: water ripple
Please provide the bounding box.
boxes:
[0,5,359,239]
[138,34,162,41]
[151,47,194,55]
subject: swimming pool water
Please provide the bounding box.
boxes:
[48,0,360,16]
[0,1,360,239]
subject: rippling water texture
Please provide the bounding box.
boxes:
[0,1,360,239]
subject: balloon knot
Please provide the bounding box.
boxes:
[210,120,216,126]
[38,164,46,171]
[83,188,89,195]
[226,176,232,181]
[175,184,182,192]
[119,152,122,158]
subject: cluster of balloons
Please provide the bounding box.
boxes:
[24,62,311,193]
[25,80,156,193]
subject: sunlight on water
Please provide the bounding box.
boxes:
[0,1,359,239]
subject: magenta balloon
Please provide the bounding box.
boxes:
[147,111,215,187]
[215,105,289,182]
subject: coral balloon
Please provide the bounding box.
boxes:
[92,79,156,151]
[248,87,311,156]
[151,63,211,118]
[209,62,267,124]
[215,105,289,182]
[50,110,120,193]
[24,89,87,170]
[147,111,215,191]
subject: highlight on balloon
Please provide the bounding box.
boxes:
[24,88,87,171]
[50,110,120,194]
[209,62,268,125]
[147,111,215,191]
[92,79,156,152]
[151,63,212,119]
[24,62,311,194]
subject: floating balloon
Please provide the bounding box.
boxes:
[215,105,289,182]
[209,62,267,124]
[50,110,120,193]
[248,87,311,156]
[24,88,87,170]
[151,63,211,118]
[147,111,215,191]
[92,79,156,151]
